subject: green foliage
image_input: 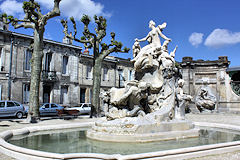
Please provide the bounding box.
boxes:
[101,43,108,50]
[110,32,115,38]
[1,13,7,17]
[70,16,75,24]
[7,15,14,21]
[123,47,130,52]
[23,0,40,10]
[81,14,91,25]
[60,19,65,24]
[112,41,123,48]
[81,36,86,40]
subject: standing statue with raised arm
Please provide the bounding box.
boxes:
[131,20,171,71]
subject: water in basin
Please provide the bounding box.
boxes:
[8,128,240,155]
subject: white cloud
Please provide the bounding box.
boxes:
[189,32,204,47]
[36,0,111,19]
[0,0,22,16]
[204,29,240,48]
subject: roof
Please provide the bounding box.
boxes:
[226,66,240,72]
[0,29,82,50]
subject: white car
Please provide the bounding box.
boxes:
[65,103,91,115]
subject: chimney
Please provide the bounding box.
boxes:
[182,56,193,62]
[63,32,73,45]
[83,48,89,55]
[218,56,228,62]
[0,16,9,31]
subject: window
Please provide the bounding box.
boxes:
[45,53,52,71]
[128,70,133,80]
[62,56,69,74]
[0,85,2,101]
[25,49,32,71]
[0,48,2,71]
[23,84,30,104]
[103,68,108,81]
[44,104,50,108]
[51,104,57,108]
[118,70,124,87]
[14,102,20,106]
[60,86,68,104]
[7,102,15,107]
[0,48,5,71]
[86,65,92,79]
[0,102,5,108]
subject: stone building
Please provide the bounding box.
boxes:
[0,24,81,106]
[181,56,240,112]
[0,22,133,106]
[79,53,133,103]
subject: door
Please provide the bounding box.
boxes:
[81,104,91,114]
[43,85,51,103]
[80,88,86,103]
[40,103,50,116]
[50,103,58,115]
[61,86,68,105]
[6,101,18,116]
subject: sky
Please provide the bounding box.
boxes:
[0,0,240,66]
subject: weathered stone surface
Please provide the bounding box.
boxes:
[88,20,195,142]
[195,81,217,112]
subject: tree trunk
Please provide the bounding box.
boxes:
[26,29,44,123]
[91,57,103,117]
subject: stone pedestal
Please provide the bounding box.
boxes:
[87,117,199,142]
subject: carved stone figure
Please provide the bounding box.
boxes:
[131,20,171,71]
[100,20,182,121]
[195,85,217,112]
[89,20,198,142]
[104,81,148,120]
[175,79,192,120]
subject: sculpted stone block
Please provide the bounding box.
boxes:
[89,20,196,142]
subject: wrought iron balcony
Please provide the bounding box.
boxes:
[42,70,58,82]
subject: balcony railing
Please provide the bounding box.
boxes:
[42,70,58,82]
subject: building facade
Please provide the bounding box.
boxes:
[0,22,133,106]
[0,25,81,106]
[78,54,133,103]
[181,56,240,112]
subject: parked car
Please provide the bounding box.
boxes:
[39,103,64,116]
[66,103,91,115]
[0,100,26,118]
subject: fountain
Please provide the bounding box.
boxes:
[87,20,197,142]
[1,20,240,160]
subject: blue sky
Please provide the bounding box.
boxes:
[1,0,240,66]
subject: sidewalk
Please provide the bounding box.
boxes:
[1,113,240,160]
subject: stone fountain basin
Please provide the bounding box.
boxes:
[0,122,240,160]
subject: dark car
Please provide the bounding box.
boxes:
[0,100,26,118]
[39,103,64,116]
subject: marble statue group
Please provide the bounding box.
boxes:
[100,20,192,121]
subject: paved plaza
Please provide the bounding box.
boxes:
[1,113,240,160]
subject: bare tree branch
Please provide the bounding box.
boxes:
[61,19,91,44]
[42,0,61,24]
[14,22,35,29]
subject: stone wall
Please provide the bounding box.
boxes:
[181,56,240,112]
